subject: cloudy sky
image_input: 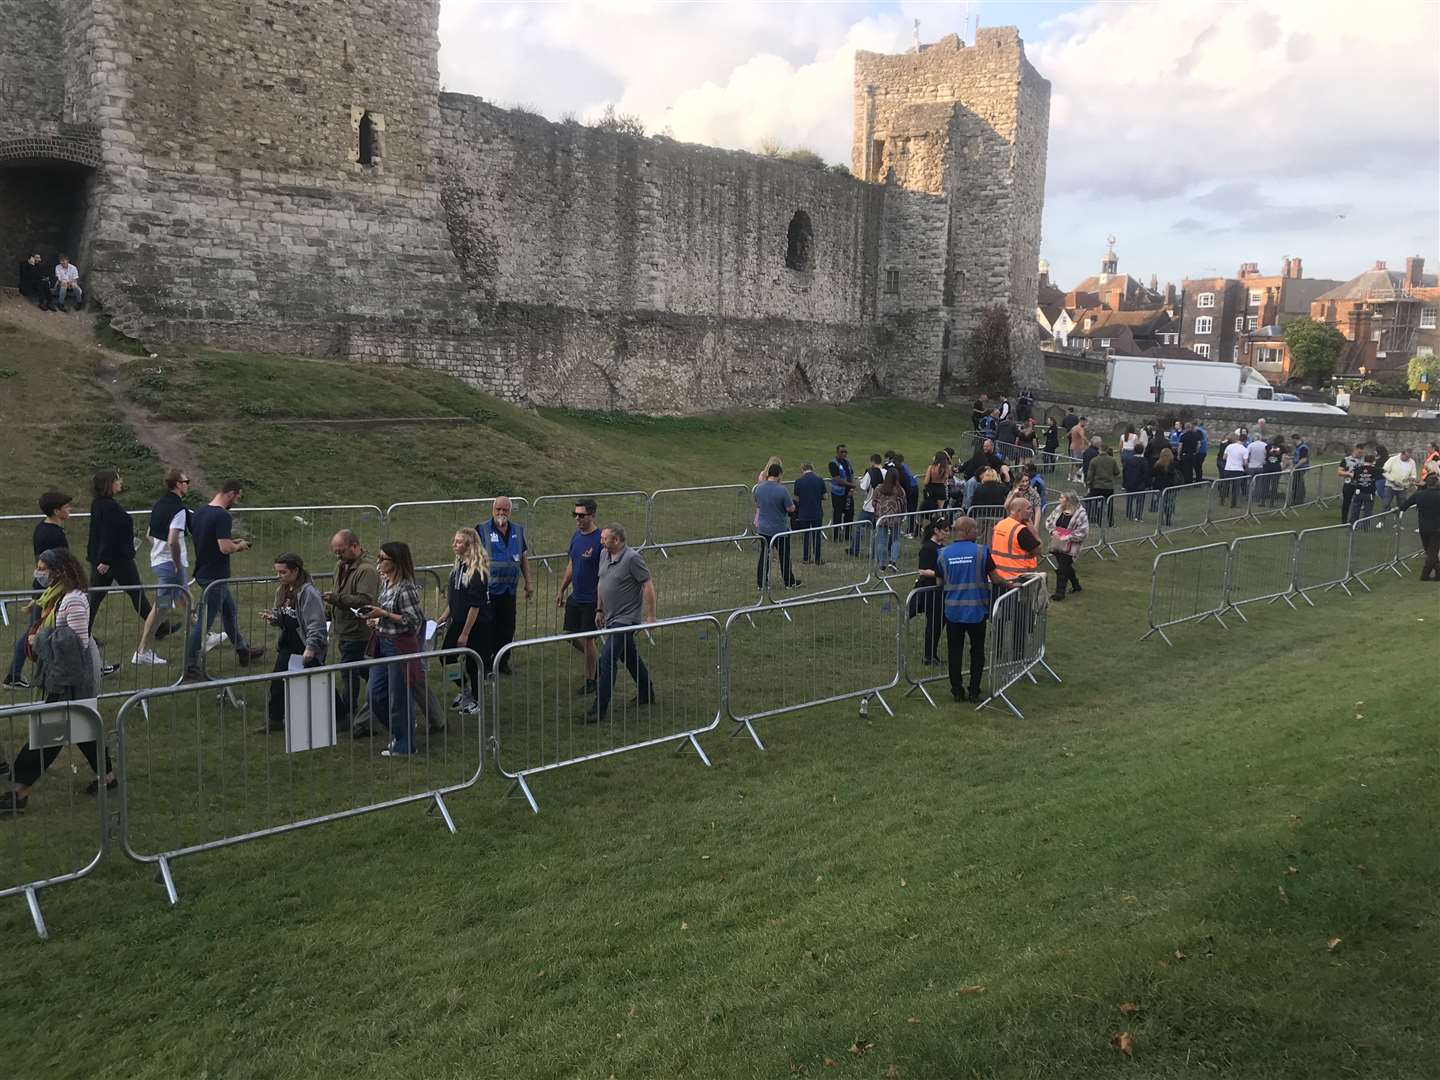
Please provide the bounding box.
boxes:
[437,0,1439,292]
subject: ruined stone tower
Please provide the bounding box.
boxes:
[855,28,1051,390]
[1,3,1050,410]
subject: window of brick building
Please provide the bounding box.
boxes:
[1197,292,1215,308]
[785,210,813,272]
[1099,338,1111,348]
[1421,307,1437,329]
[1248,289,1262,306]
[1418,345,1435,357]
[884,269,900,294]
[1195,316,1213,335]
[1235,316,1244,331]
[1194,343,1211,359]
[1247,315,1258,331]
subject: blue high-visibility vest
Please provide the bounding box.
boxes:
[830,458,853,498]
[483,519,526,596]
[941,540,990,624]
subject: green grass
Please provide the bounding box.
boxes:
[0,322,1436,1079]
[1044,364,1104,399]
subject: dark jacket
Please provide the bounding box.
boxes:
[1151,464,1179,491]
[1401,487,1440,532]
[33,624,101,698]
[87,495,136,567]
[1122,454,1151,493]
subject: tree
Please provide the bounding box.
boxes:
[1408,353,1440,399]
[1284,317,1345,383]
[780,148,826,171]
[592,104,646,137]
[967,306,1015,392]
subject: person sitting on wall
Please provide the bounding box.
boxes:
[53,254,83,313]
[17,254,54,310]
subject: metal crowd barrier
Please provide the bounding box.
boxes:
[1140,543,1231,646]
[1101,490,1160,556]
[116,647,484,904]
[763,524,876,604]
[489,615,724,813]
[1208,474,1251,528]
[528,491,649,563]
[1294,523,1353,603]
[1396,506,1426,566]
[723,587,902,750]
[1158,481,1214,541]
[640,536,768,619]
[226,504,386,580]
[1226,530,1299,618]
[0,699,109,938]
[1346,510,1404,588]
[384,497,531,563]
[899,585,948,707]
[1277,462,1329,517]
[980,574,1059,719]
[648,485,752,548]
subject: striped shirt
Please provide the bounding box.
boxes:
[374,580,423,638]
[57,590,91,647]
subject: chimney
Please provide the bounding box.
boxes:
[1373,260,1387,271]
[1405,256,1424,289]
[1291,256,1302,278]
[1349,305,1373,343]
[1281,256,1292,278]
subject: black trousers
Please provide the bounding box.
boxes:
[267,650,323,725]
[830,494,853,541]
[1340,483,1355,524]
[920,589,942,662]
[757,533,795,590]
[89,557,152,628]
[490,592,517,672]
[1053,552,1081,595]
[12,691,112,787]
[335,637,369,729]
[443,617,489,699]
[1420,530,1440,580]
[946,620,986,698]
[796,518,823,562]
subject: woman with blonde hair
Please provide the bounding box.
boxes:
[438,528,490,716]
[1045,491,1089,601]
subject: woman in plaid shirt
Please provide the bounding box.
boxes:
[361,541,425,757]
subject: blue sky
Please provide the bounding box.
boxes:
[437,1,1440,293]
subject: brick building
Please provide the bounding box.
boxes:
[1310,257,1437,377]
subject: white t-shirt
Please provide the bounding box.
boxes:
[1222,442,1249,473]
[859,467,885,514]
[149,508,190,569]
[55,263,79,284]
[1247,440,1267,470]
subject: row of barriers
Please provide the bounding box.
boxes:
[1,577,1058,937]
[1142,506,1424,645]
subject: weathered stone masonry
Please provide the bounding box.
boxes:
[0,1,1050,413]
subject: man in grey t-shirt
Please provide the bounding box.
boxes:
[585,523,658,721]
[753,462,799,592]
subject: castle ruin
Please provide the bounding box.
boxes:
[0,2,1050,411]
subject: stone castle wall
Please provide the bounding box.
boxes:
[0,1,1050,413]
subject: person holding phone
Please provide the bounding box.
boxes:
[438,529,490,717]
[262,553,328,732]
[362,541,424,757]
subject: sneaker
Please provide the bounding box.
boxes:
[450,692,466,708]
[452,693,473,712]
[0,791,27,814]
[2,676,31,690]
[205,632,229,652]
[381,745,416,758]
[101,663,121,678]
[236,646,266,667]
[458,700,480,716]
[132,649,169,666]
[575,679,597,696]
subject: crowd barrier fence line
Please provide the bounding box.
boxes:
[1099,490,1161,557]
[723,587,903,750]
[981,574,1059,720]
[1345,510,1405,589]
[488,615,724,814]
[899,585,948,708]
[762,524,877,605]
[115,646,485,905]
[1140,542,1231,646]
[0,700,109,939]
[648,485,753,549]
[1293,523,1353,603]
[1225,530,1299,619]
[1157,481,1214,542]
[528,491,650,563]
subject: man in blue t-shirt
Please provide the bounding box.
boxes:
[793,463,828,565]
[940,516,998,704]
[184,480,263,677]
[481,495,531,676]
[556,498,602,692]
[753,463,799,593]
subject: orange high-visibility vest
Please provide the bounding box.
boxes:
[990,516,1038,581]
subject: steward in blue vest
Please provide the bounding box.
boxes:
[478,499,531,676]
[940,519,997,704]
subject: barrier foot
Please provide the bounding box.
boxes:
[430,792,458,834]
[906,682,938,709]
[506,777,540,815]
[873,691,895,718]
[24,886,47,940]
[1281,592,1298,610]
[977,691,1023,720]
[1140,626,1174,647]
[1297,589,1316,607]
[730,719,765,751]
[1385,563,1404,578]
[680,733,713,767]
[1038,659,1061,683]
[157,855,179,906]
[221,686,243,710]
[658,546,670,559]
[1350,575,1372,594]
[1229,605,1249,624]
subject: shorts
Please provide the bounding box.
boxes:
[563,598,597,634]
[152,561,187,610]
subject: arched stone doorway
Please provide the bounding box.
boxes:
[0,135,101,291]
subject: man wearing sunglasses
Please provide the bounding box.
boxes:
[556,499,601,693]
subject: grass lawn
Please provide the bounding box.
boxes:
[1043,364,1104,400]
[0,320,1436,1078]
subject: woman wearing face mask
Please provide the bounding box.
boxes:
[0,549,113,813]
[262,553,328,733]
[437,528,490,717]
[360,542,425,758]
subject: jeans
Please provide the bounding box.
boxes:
[53,281,83,309]
[368,635,416,753]
[849,511,875,557]
[1348,492,1374,526]
[1124,491,1147,521]
[757,533,795,591]
[335,638,369,730]
[830,494,853,542]
[962,477,979,511]
[946,619,987,698]
[796,518,823,562]
[872,523,901,566]
[594,627,654,717]
[185,580,248,671]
